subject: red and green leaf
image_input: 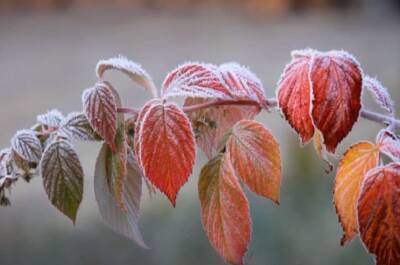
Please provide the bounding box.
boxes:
[82,81,118,151]
[137,101,195,205]
[358,163,400,265]
[225,120,281,203]
[334,141,380,245]
[199,154,251,265]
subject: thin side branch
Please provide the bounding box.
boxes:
[117,98,400,129]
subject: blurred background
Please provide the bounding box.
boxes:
[0,0,399,264]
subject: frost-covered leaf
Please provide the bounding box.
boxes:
[107,124,128,211]
[334,141,380,245]
[162,63,232,99]
[133,99,160,163]
[11,129,42,163]
[311,51,363,153]
[95,144,146,248]
[185,97,258,158]
[37,109,64,128]
[137,101,195,205]
[11,150,31,173]
[225,120,281,203]
[82,81,118,151]
[96,56,158,98]
[358,163,400,265]
[277,50,315,144]
[59,112,100,141]
[41,139,83,223]
[199,154,251,265]
[219,62,268,108]
[377,129,400,162]
[364,75,395,116]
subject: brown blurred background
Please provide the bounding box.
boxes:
[0,1,399,265]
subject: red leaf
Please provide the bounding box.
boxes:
[311,51,363,153]
[199,154,251,265]
[137,101,195,205]
[162,63,232,99]
[133,99,160,163]
[219,63,267,108]
[334,141,380,245]
[226,120,281,203]
[185,98,258,158]
[358,163,400,265]
[277,50,315,144]
[82,82,118,151]
[377,129,400,162]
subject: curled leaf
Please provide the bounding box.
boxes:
[358,163,400,265]
[11,129,42,163]
[95,144,147,248]
[162,63,232,99]
[59,112,100,141]
[199,154,251,265]
[96,56,157,98]
[364,75,395,116]
[334,141,380,245]
[137,101,195,205]
[40,139,84,223]
[311,51,363,153]
[277,50,314,144]
[226,120,281,203]
[82,81,118,151]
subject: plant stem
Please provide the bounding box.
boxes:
[117,98,400,129]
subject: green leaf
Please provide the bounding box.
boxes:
[40,139,83,223]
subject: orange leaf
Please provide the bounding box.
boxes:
[358,163,400,265]
[277,50,314,144]
[199,154,251,265]
[334,141,380,245]
[377,129,400,162]
[311,51,362,153]
[137,101,195,205]
[226,120,281,203]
